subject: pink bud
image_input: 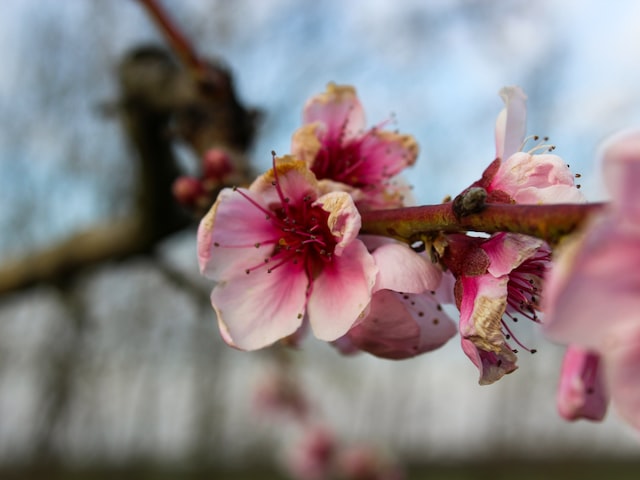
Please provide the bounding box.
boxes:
[202,148,233,180]
[172,176,205,206]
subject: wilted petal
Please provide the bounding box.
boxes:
[307,240,377,341]
[495,86,527,160]
[461,337,517,385]
[211,261,308,350]
[458,274,508,351]
[291,123,324,167]
[316,191,362,255]
[302,83,366,142]
[557,346,608,422]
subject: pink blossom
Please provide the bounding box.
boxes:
[477,86,584,205]
[543,129,640,430]
[449,86,584,384]
[556,346,608,422]
[446,232,550,384]
[291,83,418,210]
[197,156,378,350]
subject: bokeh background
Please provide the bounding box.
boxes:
[1,0,639,478]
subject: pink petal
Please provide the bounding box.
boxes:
[355,130,419,182]
[557,346,608,422]
[435,270,457,305]
[211,260,308,350]
[346,289,456,359]
[495,86,527,160]
[307,240,377,341]
[600,129,640,220]
[197,187,280,280]
[491,152,585,204]
[302,83,366,142]
[606,325,640,431]
[372,242,442,294]
[481,232,544,278]
[543,215,640,350]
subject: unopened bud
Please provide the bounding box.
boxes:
[172,176,205,206]
[202,148,233,180]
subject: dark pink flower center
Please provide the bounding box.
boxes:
[311,118,390,191]
[231,169,338,285]
[502,247,551,353]
[312,136,369,188]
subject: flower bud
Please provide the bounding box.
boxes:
[202,148,233,181]
[172,176,205,206]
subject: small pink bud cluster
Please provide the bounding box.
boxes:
[172,148,234,212]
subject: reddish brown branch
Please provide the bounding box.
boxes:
[136,0,207,76]
[361,202,606,245]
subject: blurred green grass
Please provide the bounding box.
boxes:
[2,460,639,480]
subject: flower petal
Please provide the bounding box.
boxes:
[458,274,508,351]
[481,232,543,278]
[307,240,377,341]
[302,83,366,142]
[291,123,324,167]
[372,242,442,293]
[198,187,280,280]
[600,128,640,220]
[356,130,419,181]
[461,337,518,385]
[491,152,585,204]
[346,289,456,359]
[606,325,640,431]
[495,86,527,160]
[557,346,609,422]
[251,156,319,206]
[211,261,308,350]
[543,215,640,350]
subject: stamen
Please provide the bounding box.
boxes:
[520,134,556,155]
[501,320,537,354]
[270,151,293,218]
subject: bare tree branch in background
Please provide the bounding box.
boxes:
[0,0,259,295]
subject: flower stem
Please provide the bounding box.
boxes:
[360,202,606,245]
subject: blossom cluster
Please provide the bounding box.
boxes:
[195,83,639,432]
